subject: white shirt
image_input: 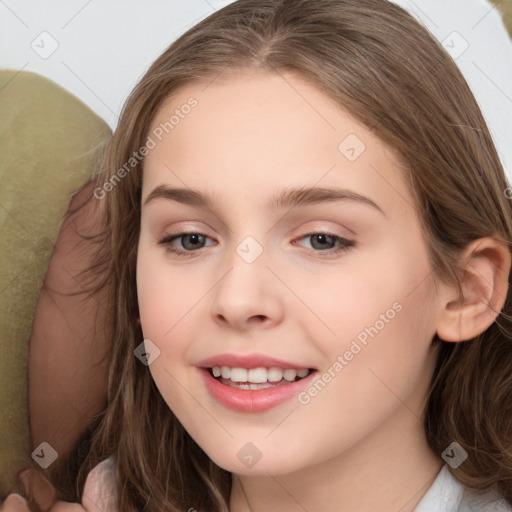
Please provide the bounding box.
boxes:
[83,459,512,511]
[414,464,512,511]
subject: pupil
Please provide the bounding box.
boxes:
[311,234,334,250]
[183,233,204,250]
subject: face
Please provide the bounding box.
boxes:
[136,69,440,476]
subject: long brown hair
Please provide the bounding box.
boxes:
[70,0,512,509]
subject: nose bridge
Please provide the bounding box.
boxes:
[211,234,283,328]
[234,234,265,266]
[217,233,268,303]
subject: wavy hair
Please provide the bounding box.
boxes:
[64,0,512,509]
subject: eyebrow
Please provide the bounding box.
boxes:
[143,185,385,216]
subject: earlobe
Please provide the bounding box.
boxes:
[436,237,511,343]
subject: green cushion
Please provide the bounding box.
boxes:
[490,0,512,37]
[0,70,111,494]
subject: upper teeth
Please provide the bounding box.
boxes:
[211,366,310,383]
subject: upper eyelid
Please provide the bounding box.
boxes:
[159,225,349,237]
[159,219,352,236]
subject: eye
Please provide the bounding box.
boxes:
[158,230,354,259]
[294,232,354,257]
[158,231,215,257]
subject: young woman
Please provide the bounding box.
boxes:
[4,0,512,510]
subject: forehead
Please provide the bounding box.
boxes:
[143,70,412,217]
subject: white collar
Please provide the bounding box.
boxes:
[414,464,511,511]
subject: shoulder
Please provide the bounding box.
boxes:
[81,458,117,512]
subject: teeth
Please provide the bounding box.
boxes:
[248,368,267,383]
[210,366,311,383]
[268,367,283,382]
[230,367,248,382]
[283,369,297,382]
[234,382,275,390]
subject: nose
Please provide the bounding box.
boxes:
[211,247,284,331]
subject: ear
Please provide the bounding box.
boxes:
[436,237,511,343]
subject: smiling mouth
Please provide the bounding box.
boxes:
[208,366,316,390]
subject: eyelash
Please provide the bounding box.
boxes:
[158,230,355,259]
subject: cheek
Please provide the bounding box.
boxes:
[310,242,436,374]
[330,255,436,403]
[297,279,436,456]
[136,251,196,412]
[136,249,214,410]
[298,258,416,344]
[136,246,207,340]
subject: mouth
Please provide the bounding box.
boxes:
[208,365,315,390]
[196,353,318,412]
[200,364,318,412]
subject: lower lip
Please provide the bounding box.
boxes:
[199,368,317,413]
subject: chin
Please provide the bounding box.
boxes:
[203,446,309,477]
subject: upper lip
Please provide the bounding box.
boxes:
[196,353,314,370]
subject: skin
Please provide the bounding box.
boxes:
[136,69,511,511]
[4,69,509,511]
